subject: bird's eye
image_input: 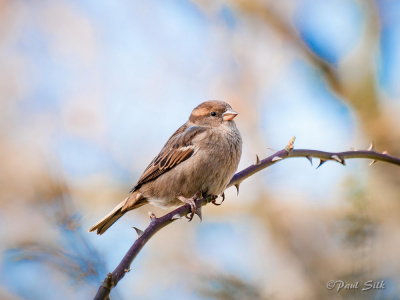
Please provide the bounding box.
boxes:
[210,111,217,117]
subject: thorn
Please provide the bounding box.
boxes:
[132,227,144,237]
[171,214,182,220]
[124,268,131,273]
[369,160,376,166]
[317,159,327,169]
[331,155,345,165]
[368,142,374,151]
[266,147,276,152]
[382,150,388,155]
[195,206,202,221]
[234,183,240,195]
[285,136,296,152]
[305,156,313,166]
[272,156,283,162]
[148,211,156,220]
[256,155,261,165]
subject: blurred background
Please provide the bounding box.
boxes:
[0,0,399,299]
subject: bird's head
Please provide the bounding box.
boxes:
[189,100,238,127]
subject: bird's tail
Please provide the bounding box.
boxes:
[89,192,147,235]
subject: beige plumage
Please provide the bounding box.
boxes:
[89,100,242,234]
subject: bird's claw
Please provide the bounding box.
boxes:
[185,204,202,221]
[185,200,197,221]
[178,194,201,221]
[193,206,202,221]
[211,193,225,206]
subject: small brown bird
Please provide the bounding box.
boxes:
[89,100,242,234]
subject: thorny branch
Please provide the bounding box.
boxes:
[93,137,400,300]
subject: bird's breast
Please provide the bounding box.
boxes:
[144,125,242,206]
[192,127,242,195]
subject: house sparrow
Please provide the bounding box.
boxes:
[89,100,242,234]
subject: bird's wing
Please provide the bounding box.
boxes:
[130,124,207,192]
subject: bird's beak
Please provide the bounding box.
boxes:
[222,109,238,121]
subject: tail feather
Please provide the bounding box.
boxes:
[89,193,147,235]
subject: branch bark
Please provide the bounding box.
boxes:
[93,140,400,300]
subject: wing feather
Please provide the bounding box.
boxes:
[130,124,206,192]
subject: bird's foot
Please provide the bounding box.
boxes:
[211,193,225,206]
[178,192,202,221]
